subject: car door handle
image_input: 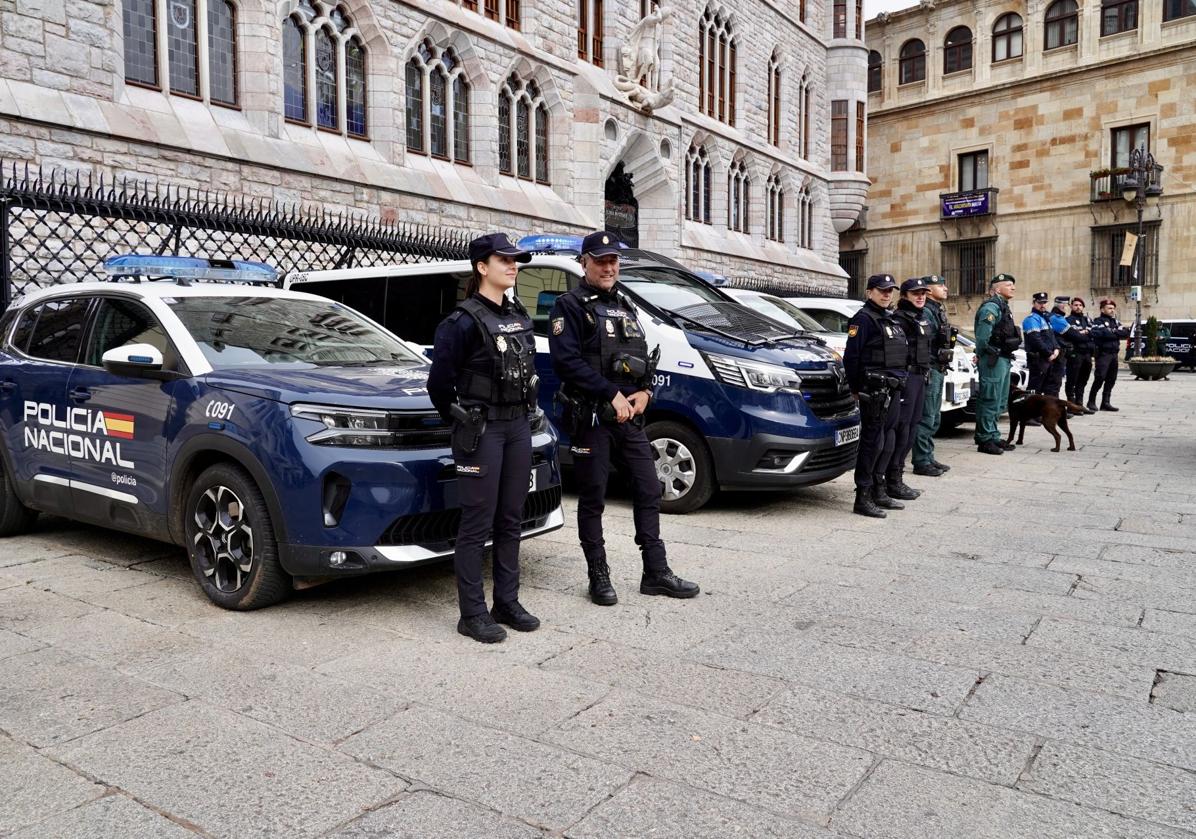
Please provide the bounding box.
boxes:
[69,388,91,403]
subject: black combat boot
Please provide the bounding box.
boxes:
[913,463,944,477]
[640,567,700,598]
[853,487,887,518]
[1100,401,1119,412]
[886,479,920,501]
[491,600,541,632]
[1086,385,1099,412]
[930,459,951,472]
[586,556,618,606]
[872,483,904,510]
[977,441,1004,455]
[457,613,507,644]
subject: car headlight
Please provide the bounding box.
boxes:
[705,353,802,393]
[291,403,451,447]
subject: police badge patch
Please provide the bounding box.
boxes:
[848,325,859,337]
[605,320,616,336]
[552,317,564,335]
[495,335,508,353]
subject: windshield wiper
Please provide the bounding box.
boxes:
[665,307,772,347]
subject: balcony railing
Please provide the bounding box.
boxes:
[1090,164,1164,202]
[939,187,998,220]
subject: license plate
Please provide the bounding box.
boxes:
[953,385,971,405]
[836,424,861,446]
[529,464,548,493]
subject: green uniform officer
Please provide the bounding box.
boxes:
[912,275,953,476]
[973,273,1021,455]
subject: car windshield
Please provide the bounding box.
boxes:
[167,296,425,370]
[757,295,829,332]
[618,267,728,311]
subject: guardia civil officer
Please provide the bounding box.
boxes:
[548,231,699,605]
[428,233,540,644]
[1048,296,1078,403]
[844,274,908,518]
[974,273,1021,455]
[1065,297,1096,412]
[1089,298,1130,411]
[1022,292,1061,394]
[912,275,954,477]
[886,277,934,500]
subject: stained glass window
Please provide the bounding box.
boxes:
[283,16,307,122]
[406,59,424,151]
[535,104,549,183]
[453,76,470,163]
[346,38,366,137]
[315,28,338,130]
[208,0,237,106]
[167,0,199,96]
[429,68,448,157]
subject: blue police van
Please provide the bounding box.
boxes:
[287,239,861,513]
[0,256,562,609]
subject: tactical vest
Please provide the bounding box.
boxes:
[568,285,651,388]
[454,296,537,407]
[990,301,1021,356]
[860,304,908,369]
[894,307,932,370]
[1093,315,1125,354]
[926,300,951,354]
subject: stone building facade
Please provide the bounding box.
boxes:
[0,0,870,291]
[846,0,1196,320]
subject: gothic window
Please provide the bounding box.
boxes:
[992,13,1023,61]
[685,144,712,225]
[406,42,471,164]
[833,0,847,37]
[124,0,239,105]
[944,26,972,73]
[800,0,807,23]
[798,187,814,249]
[899,39,926,84]
[855,0,863,38]
[799,74,811,160]
[867,50,882,92]
[1101,0,1137,34]
[831,100,848,171]
[767,52,781,147]
[856,102,865,173]
[1045,0,1079,49]
[727,159,750,233]
[453,0,519,29]
[766,175,784,243]
[579,0,604,66]
[284,3,367,138]
[499,74,550,183]
[699,9,736,126]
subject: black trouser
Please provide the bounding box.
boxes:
[1090,352,1119,405]
[572,420,667,573]
[887,370,926,484]
[452,415,532,619]
[1066,353,1093,403]
[1043,354,1065,397]
[1028,354,1047,392]
[853,381,904,490]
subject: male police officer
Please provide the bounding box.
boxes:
[549,231,699,605]
[887,277,933,499]
[844,274,908,518]
[974,273,1021,455]
[1089,298,1131,411]
[1047,295,1079,404]
[1065,297,1096,412]
[912,275,954,477]
[1022,292,1061,393]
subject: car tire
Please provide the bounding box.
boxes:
[184,462,290,610]
[645,421,714,515]
[0,460,38,537]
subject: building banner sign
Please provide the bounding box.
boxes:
[1120,232,1138,267]
[941,191,991,218]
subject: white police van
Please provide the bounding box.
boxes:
[287,240,862,513]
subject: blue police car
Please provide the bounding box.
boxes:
[0,256,562,609]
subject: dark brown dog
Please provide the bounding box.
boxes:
[1007,386,1087,452]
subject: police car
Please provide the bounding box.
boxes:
[0,256,562,610]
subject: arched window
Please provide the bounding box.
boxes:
[898,39,926,84]
[767,52,781,147]
[167,0,199,96]
[797,186,814,249]
[406,42,471,164]
[123,0,158,87]
[1101,0,1137,35]
[284,3,367,138]
[208,0,237,105]
[499,74,550,183]
[798,73,811,160]
[698,9,736,126]
[992,13,1023,61]
[944,26,972,73]
[867,50,882,93]
[451,0,519,29]
[1045,0,1079,49]
[766,175,784,243]
[578,0,604,65]
[685,144,712,225]
[124,0,239,104]
[728,159,750,233]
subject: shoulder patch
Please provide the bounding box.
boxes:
[848,325,859,338]
[552,317,564,335]
[985,313,995,323]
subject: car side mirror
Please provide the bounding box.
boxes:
[102,343,169,378]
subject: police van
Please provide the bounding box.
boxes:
[286,239,862,514]
[0,256,562,610]
[1159,319,1196,370]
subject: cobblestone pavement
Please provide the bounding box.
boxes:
[2,375,1195,838]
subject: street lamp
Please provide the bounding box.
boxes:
[1121,146,1157,359]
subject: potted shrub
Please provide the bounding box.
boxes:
[1128,316,1177,380]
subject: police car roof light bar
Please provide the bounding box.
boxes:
[517,233,630,256]
[102,254,279,286]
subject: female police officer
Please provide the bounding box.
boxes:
[428,233,540,643]
[886,277,933,501]
[843,274,909,518]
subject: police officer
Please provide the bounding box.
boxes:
[1065,297,1096,412]
[428,233,540,644]
[1022,292,1061,394]
[1048,295,1078,402]
[886,277,933,499]
[912,275,954,477]
[1089,298,1131,411]
[974,273,1021,455]
[844,274,908,518]
[549,231,699,605]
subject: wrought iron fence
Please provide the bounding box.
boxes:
[0,162,471,306]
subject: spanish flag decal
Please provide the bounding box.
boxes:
[102,411,135,440]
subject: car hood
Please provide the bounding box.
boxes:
[202,364,434,410]
[683,330,838,372]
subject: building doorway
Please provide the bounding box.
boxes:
[604,162,639,247]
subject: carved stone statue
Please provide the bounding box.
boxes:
[614,3,675,114]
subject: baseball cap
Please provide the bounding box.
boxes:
[866,274,897,290]
[581,231,622,258]
[900,277,930,293]
[469,232,530,266]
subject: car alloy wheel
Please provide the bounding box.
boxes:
[192,484,255,593]
[650,436,697,502]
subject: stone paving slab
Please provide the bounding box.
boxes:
[7,793,198,839]
[0,625,44,662]
[326,790,546,838]
[1026,616,1196,673]
[0,733,104,835]
[1152,671,1196,713]
[31,609,210,675]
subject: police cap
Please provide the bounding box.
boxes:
[1032,292,1049,304]
[990,273,1016,286]
[922,275,946,286]
[900,277,930,293]
[866,273,898,290]
[581,231,622,258]
[469,232,531,266]
[1054,295,1071,306]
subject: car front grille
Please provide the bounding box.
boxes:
[800,372,857,419]
[379,485,562,549]
[802,441,859,474]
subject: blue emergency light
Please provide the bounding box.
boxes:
[517,233,630,256]
[103,254,278,285]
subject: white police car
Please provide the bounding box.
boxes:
[0,256,562,609]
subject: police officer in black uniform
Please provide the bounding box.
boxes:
[1089,298,1131,411]
[886,277,933,501]
[429,233,540,644]
[549,231,699,605]
[844,274,908,518]
[1065,297,1096,412]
